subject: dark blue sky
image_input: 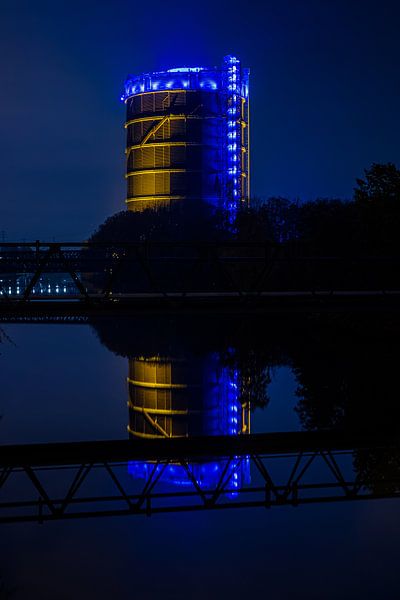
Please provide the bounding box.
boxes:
[1,0,399,240]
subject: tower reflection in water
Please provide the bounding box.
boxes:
[127,355,251,492]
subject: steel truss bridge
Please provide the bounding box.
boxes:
[1,432,399,524]
[0,241,399,313]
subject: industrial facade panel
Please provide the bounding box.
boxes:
[126,121,155,146]
[170,173,187,195]
[168,120,185,141]
[141,94,155,113]
[126,91,190,120]
[155,93,169,111]
[155,172,170,194]
[127,146,188,172]
[127,358,206,438]
[171,146,186,166]
[127,172,170,197]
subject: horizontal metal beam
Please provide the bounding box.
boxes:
[4,490,400,525]
[1,447,400,523]
[2,431,399,468]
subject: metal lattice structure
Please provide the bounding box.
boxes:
[0,242,400,312]
[1,433,400,524]
[122,56,250,212]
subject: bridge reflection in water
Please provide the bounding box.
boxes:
[1,311,400,523]
[2,433,400,524]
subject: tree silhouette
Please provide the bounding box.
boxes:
[353,447,400,495]
[89,201,228,243]
[220,348,272,410]
[354,162,400,204]
[353,162,400,254]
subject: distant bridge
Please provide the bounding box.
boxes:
[0,241,399,313]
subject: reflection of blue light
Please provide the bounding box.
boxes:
[128,458,250,495]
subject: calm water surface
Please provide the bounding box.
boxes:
[1,315,399,599]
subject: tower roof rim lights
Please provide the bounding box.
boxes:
[121,55,248,102]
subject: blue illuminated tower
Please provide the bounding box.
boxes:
[122,55,250,213]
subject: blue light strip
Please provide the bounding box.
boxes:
[127,458,250,493]
[121,68,222,101]
[223,55,243,214]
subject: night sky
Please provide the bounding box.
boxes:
[1,0,399,240]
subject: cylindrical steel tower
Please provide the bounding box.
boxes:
[127,355,250,439]
[121,55,250,212]
[127,357,202,439]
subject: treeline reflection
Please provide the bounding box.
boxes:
[90,312,400,492]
